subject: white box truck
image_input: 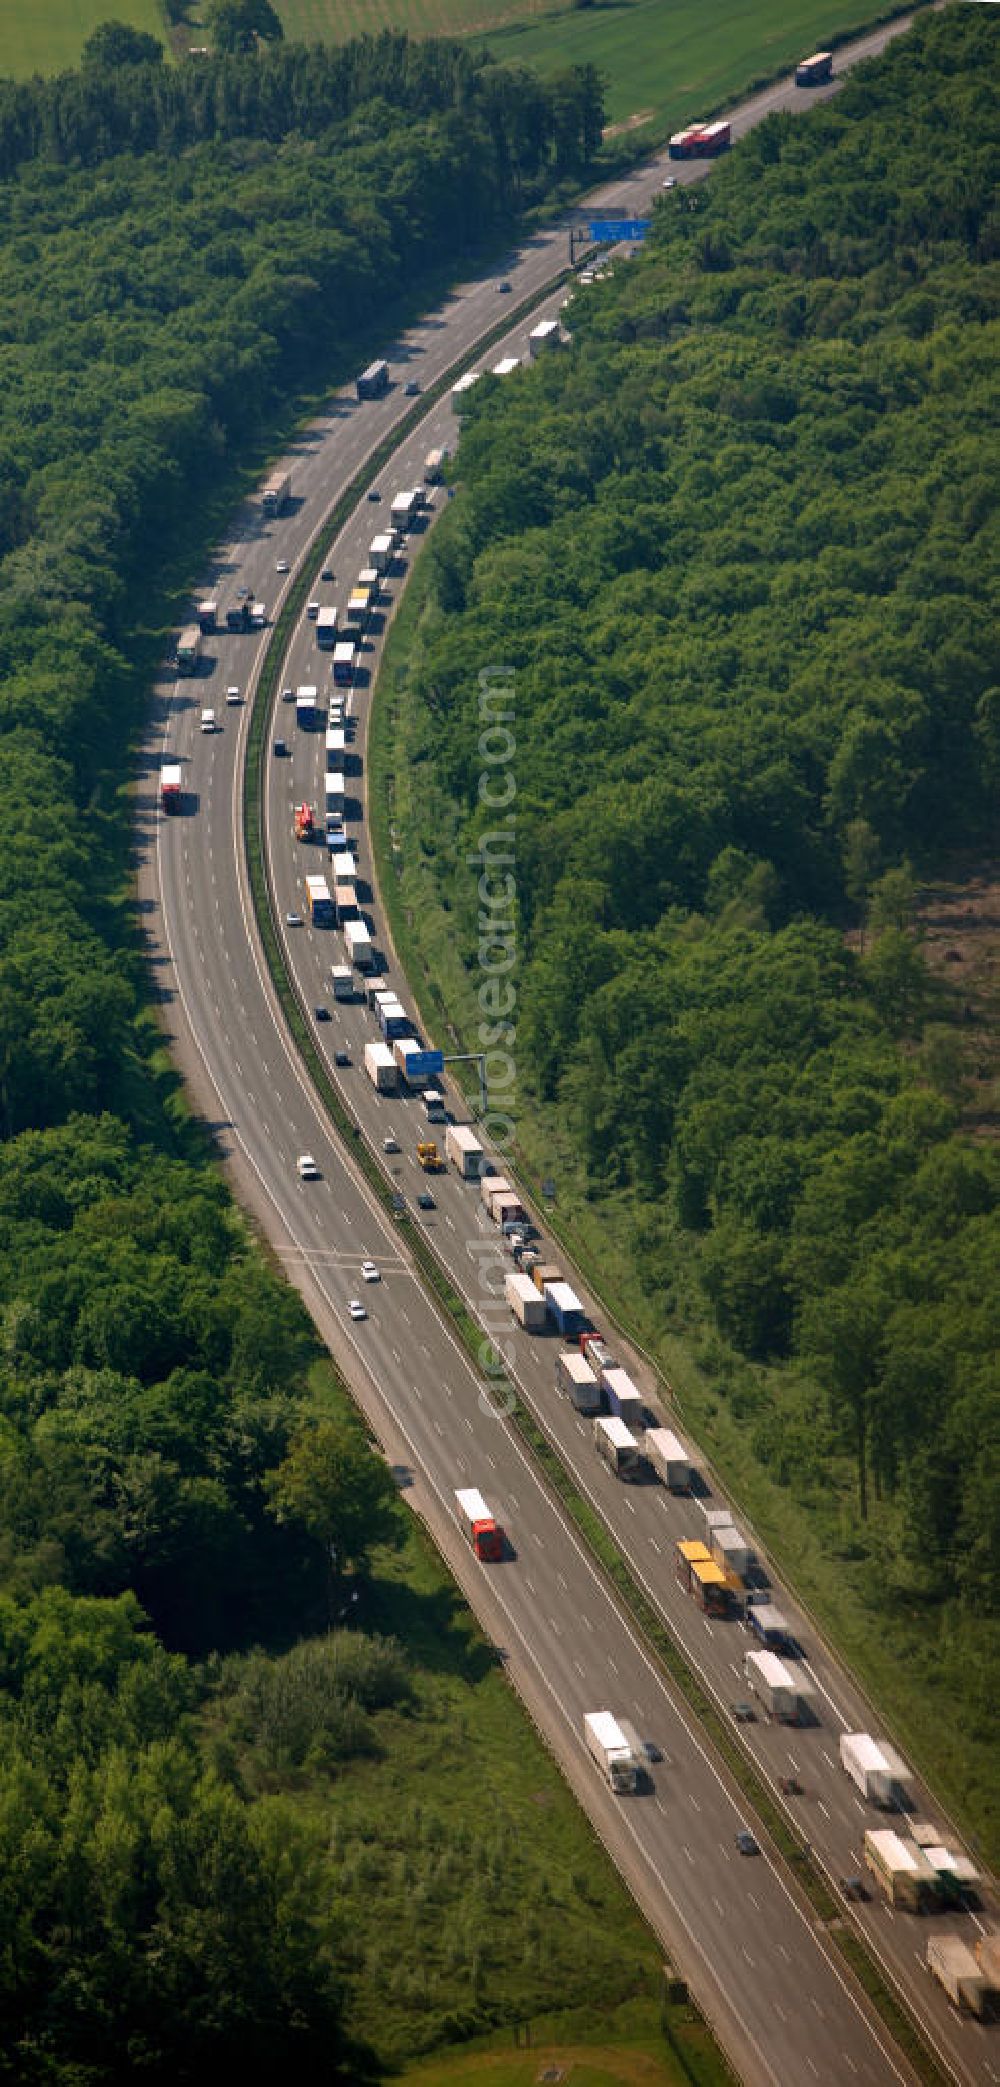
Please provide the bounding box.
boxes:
[344,918,374,971]
[926,1937,988,2018]
[839,1733,912,1808]
[594,1416,641,1481]
[369,533,394,572]
[529,318,560,357]
[557,1350,601,1414]
[505,1272,547,1331]
[393,1038,425,1083]
[712,1525,752,1582]
[446,1125,484,1178]
[364,1041,397,1093]
[480,1173,512,1212]
[645,1429,691,1492]
[600,1366,644,1429]
[584,1711,638,1794]
[743,1649,799,1723]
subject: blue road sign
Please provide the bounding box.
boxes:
[407,1050,444,1080]
[588,219,652,243]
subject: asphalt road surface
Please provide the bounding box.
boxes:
[137,17,995,2085]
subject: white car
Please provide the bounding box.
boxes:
[662,175,677,189]
[348,1299,367,1321]
[361,1260,380,1283]
[382,1135,400,1154]
[225,685,241,704]
[296,1154,320,1180]
[276,559,290,574]
[200,708,216,732]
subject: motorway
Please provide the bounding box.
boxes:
[136,16,995,2087]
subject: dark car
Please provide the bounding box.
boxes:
[497,279,512,293]
[416,1191,435,1211]
[334,1050,350,1067]
[321,567,334,582]
[841,1875,868,1902]
[735,1831,760,1857]
[273,738,287,757]
[404,380,420,396]
[281,686,295,703]
[731,1701,756,1723]
[367,488,381,502]
[314,1005,329,1022]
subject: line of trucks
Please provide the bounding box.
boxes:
[825,1731,989,1962]
[665,56,828,167]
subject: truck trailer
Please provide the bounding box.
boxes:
[668,119,731,160]
[160,764,183,813]
[556,1349,601,1413]
[356,359,389,400]
[175,626,201,675]
[864,1829,937,1912]
[927,1937,988,2018]
[390,488,422,533]
[445,1124,485,1178]
[601,1366,643,1429]
[394,1038,425,1083]
[743,1647,797,1717]
[839,1732,912,1808]
[455,1487,504,1561]
[545,1281,587,1338]
[344,918,374,971]
[480,1173,512,1212]
[364,1041,397,1093]
[747,1603,790,1651]
[506,1272,547,1331]
[644,1428,690,1492]
[260,469,290,516]
[712,1524,752,1583]
[304,876,334,926]
[529,320,561,357]
[594,1415,641,1481]
[743,1649,800,1723]
[584,1711,639,1794]
[332,641,356,687]
[675,1539,729,1615]
[795,50,833,86]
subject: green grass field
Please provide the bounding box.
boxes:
[3,0,898,133]
[274,0,895,134]
[0,0,166,77]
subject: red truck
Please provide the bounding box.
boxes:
[668,119,731,160]
[294,803,315,841]
[455,1488,504,1562]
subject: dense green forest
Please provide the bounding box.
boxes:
[0,32,667,2080]
[386,8,1000,1836]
